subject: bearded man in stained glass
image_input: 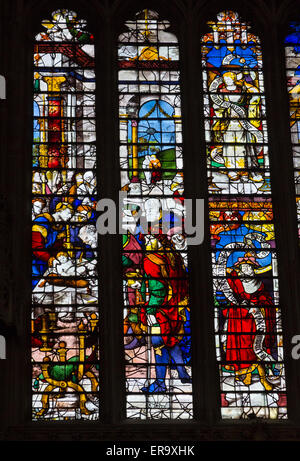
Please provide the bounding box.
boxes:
[134,234,191,393]
[209,70,265,190]
[32,202,74,288]
[222,251,276,391]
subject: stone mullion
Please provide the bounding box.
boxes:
[261,11,300,423]
[96,4,126,424]
[181,2,221,423]
[6,0,34,428]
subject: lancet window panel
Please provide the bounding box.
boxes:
[119,9,192,420]
[284,22,300,242]
[31,9,99,421]
[202,10,287,420]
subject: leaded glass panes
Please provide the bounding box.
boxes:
[32,9,99,420]
[202,11,287,419]
[119,9,192,419]
[285,23,300,242]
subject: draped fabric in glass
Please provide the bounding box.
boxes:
[202,11,287,419]
[119,9,192,419]
[32,9,99,420]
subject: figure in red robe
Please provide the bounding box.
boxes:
[138,234,191,393]
[222,252,276,390]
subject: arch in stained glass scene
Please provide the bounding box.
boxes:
[31,9,99,421]
[201,10,287,419]
[118,9,193,419]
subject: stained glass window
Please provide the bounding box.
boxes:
[201,10,287,419]
[118,9,192,419]
[284,23,300,242]
[32,9,99,420]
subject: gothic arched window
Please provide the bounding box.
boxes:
[201,10,287,419]
[118,9,192,419]
[4,1,297,440]
[32,9,99,421]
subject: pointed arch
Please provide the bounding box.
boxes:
[201,10,287,419]
[31,9,99,421]
[118,8,193,419]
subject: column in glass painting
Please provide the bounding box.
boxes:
[285,23,300,241]
[119,9,192,419]
[32,9,99,420]
[202,11,287,419]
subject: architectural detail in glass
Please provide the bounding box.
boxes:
[119,9,192,419]
[32,9,99,420]
[285,23,300,241]
[202,10,287,419]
